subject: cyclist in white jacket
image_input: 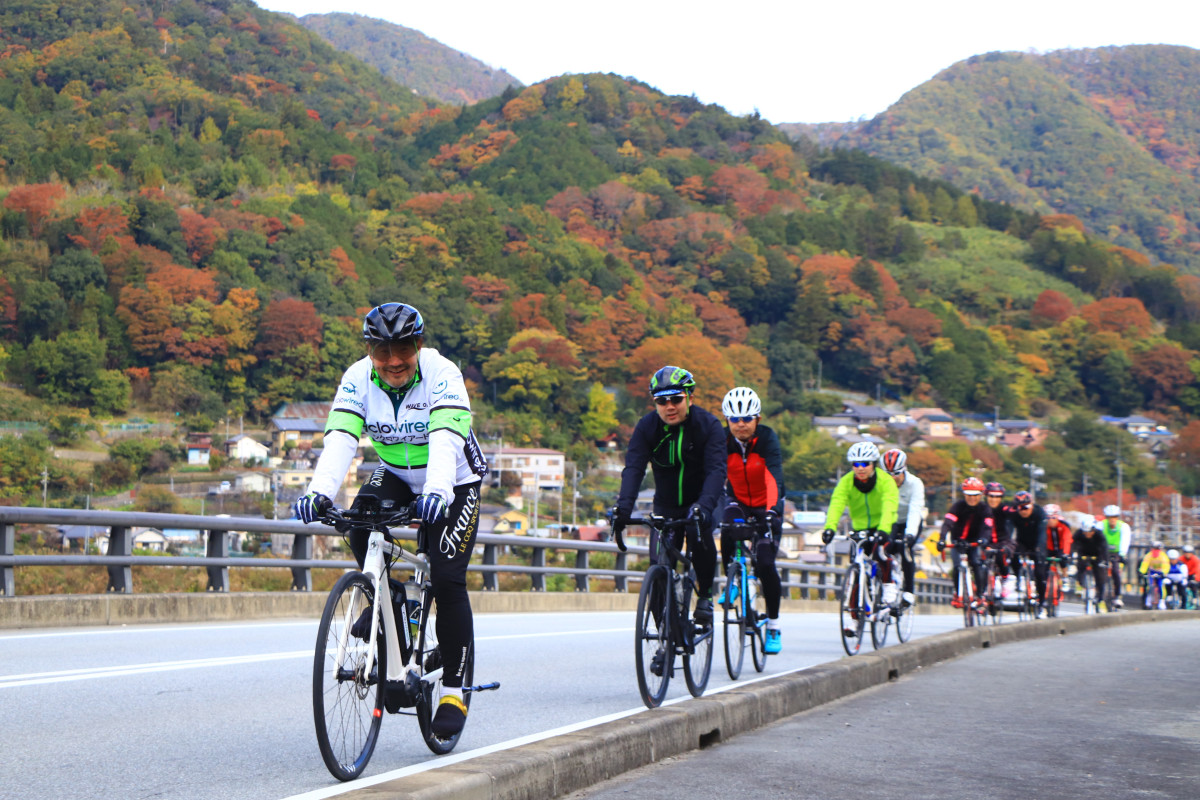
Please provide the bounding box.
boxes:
[881,448,924,608]
[293,302,488,739]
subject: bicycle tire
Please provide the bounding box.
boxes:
[415,596,473,755]
[313,571,384,782]
[722,563,745,680]
[635,564,672,708]
[870,578,891,649]
[749,576,768,673]
[1083,571,1096,615]
[683,571,713,697]
[839,564,865,655]
[895,589,915,642]
[1046,569,1061,618]
[960,564,975,628]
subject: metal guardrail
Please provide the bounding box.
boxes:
[0,507,954,603]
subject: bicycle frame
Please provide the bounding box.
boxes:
[356,528,435,686]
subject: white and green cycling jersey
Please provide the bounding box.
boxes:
[305,348,487,503]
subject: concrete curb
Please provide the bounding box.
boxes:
[337,609,1200,800]
[0,591,956,629]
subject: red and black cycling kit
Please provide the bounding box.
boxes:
[1046,518,1073,562]
[940,500,995,595]
[721,423,785,619]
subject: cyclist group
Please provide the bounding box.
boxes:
[294,301,1182,750]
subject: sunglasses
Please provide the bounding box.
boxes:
[368,338,418,360]
[986,494,1004,499]
[727,416,755,424]
[654,395,686,406]
[851,461,874,469]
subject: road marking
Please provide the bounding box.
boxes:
[0,627,626,688]
[0,621,317,641]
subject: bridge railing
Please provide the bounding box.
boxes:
[0,507,953,602]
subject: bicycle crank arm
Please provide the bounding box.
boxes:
[463,681,501,694]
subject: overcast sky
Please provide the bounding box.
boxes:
[255,0,1200,124]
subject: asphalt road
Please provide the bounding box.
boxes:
[565,619,1200,800]
[0,609,969,800]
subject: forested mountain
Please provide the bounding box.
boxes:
[296,12,522,106]
[818,46,1200,272]
[0,1,1197,502]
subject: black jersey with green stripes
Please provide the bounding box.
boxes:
[616,405,725,518]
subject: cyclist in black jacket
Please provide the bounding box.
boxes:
[613,365,726,622]
[1008,490,1049,618]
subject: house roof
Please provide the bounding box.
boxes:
[481,447,565,456]
[813,416,853,426]
[272,401,332,420]
[270,418,324,433]
[841,403,890,419]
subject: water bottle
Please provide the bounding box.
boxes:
[407,599,421,643]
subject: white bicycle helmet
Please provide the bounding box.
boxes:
[1079,515,1095,530]
[1168,549,1180,560]
[1103,504,1121,517]
[722,387,761,418]
[846,441,880,463]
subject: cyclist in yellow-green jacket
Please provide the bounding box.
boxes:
[821,442,899,550]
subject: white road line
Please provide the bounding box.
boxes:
[0,621,317,641]
[278,664,817,800]
[0,628,627,688]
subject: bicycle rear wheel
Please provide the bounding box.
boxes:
[870,579,891,649]
[635,565,672,708]
[683,573,713,697]
[749,576,767,673]
[839,565,865,655]
[313,572,384,782]
[895,590,915,642]
[415,596,473,755]
[722,564,745,680]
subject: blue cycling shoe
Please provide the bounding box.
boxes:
[764,627,781,654]
[719,582,739,607]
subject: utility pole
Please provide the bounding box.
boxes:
[1115,436,1124,511]
[571,466,578,527]
[41,466,49,506]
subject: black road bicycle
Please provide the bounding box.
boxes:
[312,499,499,781]
[613,513,714,708]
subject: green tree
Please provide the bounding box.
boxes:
[579,382,618,441]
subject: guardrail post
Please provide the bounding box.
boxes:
[574,550,590,592]
[290,533,312,591]
[614,550,628,592]
[530,546,546,591]
[206,529,229,592]
[481,543,498,591]
[106,526,133,593]
[1,522,13,596]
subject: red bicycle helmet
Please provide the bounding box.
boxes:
[961,477,984,495]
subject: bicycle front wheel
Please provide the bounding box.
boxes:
[1083,572,1096,615]
[960,568,975,628]
[722,564,745,680]
[415,596,474,755]
[749,576,767,673]
[839,565,865,655]
[683,574,713,698]
[313,571,384,782]
[870,579,891,649]
[635,565,672,708]
[1046,569,1061,618]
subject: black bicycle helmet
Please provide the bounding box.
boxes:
[649,365,696,397]
[363,303,424,342]
[984,481,1005,496]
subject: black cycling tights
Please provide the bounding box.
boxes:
[650,520,716,599]
[348,468,480,689]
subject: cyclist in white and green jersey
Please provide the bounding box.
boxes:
[294,302,488,739]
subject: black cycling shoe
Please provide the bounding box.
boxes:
[693,598,713,625]
[650,649,666,677]
[430,695,467,738]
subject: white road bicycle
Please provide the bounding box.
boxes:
[312,499,499,781]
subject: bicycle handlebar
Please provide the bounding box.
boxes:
[318,500,418,533]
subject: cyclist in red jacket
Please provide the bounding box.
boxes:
[718,387,785,654]
[937,477,995,608]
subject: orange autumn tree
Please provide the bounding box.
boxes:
[1079,297,1154,337]
[3,183,66,238]
[624,333,740,412]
